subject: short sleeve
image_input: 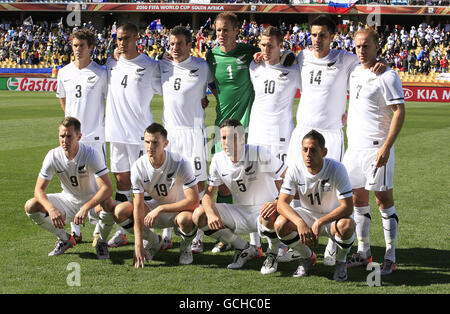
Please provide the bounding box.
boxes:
[256,146,286,180]
[206,156,223,187]
[89,148,109,178]
[379,71,404,106]
[39,151,55,181]
[179,159,198,189]
[280,166,297,196]
[56,71,65,98]
[131,162,144,195]
[334,163,353,200]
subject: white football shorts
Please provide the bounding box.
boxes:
[215,203,260,235]
[47,193,89,222]
[343,146,395,191]
[287,126,345,167]
[292,206,352,239]
[166,126,208,182]
[110,142,145,173]
[144,199,180,230]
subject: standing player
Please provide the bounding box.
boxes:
[276,130,356,281]
[206,12,260,137]
[105,23,161,248]
[192,119,287,273]
[159,26,214,253]
[206,12,261,254]
[248,26,301,164]
[286,15,385,265]
[113,123,200,267]
[56,28,108,242]
[343,28,405,275]
[24,117,115,259]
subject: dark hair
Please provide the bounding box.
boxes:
[118,23,138,36]
[60,116,81,133]
[261,26,283,44]
[303,129,325,150]
[170,25,192,44]
[215,12,239,29]
[145,123,168,138]
[311,15,336,34]
[71,28,96,47]
[219,118,245,137]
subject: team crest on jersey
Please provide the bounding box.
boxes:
[327,61,337,71]
[236,55,246,65]
[320,178,331,192]
[278,72,289,81]
[78,165,87,174]
[135,68,146,77]
[245,163,256,175]
[189,68,199,77]
[367,77,377,85]
[87,75,96,83]
[167,171,175,180]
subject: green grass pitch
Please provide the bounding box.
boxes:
[0,91,449,294]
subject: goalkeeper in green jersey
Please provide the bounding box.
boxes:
[205,12,262,256]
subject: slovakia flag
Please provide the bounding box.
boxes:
[328,0,359,14]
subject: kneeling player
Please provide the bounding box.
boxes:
[24,117,115,259]
[113,123,200,268]
[192,119,287,273]
[276,130,355,281]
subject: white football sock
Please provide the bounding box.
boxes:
[380,206,398,262]
[142,227,161,247]
[193,229,204,242]
[257,222,280,255]
[70,222,81,236]
[98,211,115,243]
[177,227,197,246]
[280,231,312,259]
[162,227,173,240]
[27,212,69,241]
[201,226,248,250]
[249,232,261,247]
[118,218,134,234]
[334,233,355,263]
[354,206,371,257]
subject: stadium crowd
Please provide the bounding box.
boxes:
[0,17,449,74]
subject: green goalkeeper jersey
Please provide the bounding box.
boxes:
[206,43,260,128]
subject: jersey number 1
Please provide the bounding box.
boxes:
[307,192,321,205]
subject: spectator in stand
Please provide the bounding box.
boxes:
[440,56,448,73]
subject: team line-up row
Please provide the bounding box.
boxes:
[24,13,405,282]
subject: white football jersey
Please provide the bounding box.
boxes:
[208,145,286,206]
[296,49,359,130]
[347,66,404,149]
[56,61,107,143]
[131,150,197,204]
[160,56,213,128]
[39,143,109,203]
[105,54,161,144]
[248,61,301,152]
[280,158,353,214]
